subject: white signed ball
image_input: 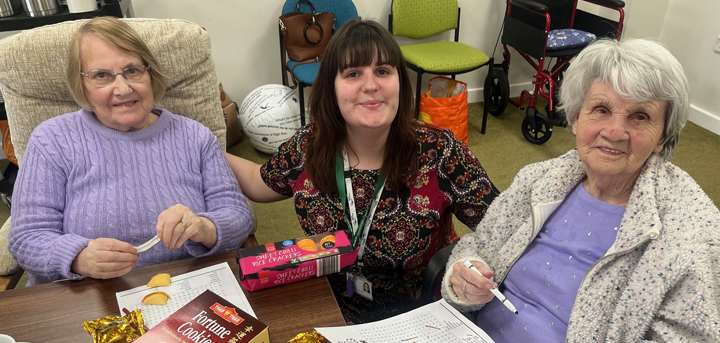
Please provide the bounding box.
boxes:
[239,85,302,154]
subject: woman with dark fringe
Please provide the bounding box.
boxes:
[226,18,498,324]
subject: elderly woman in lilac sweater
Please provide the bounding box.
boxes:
[8,17,253,286]
[442,39,720,342]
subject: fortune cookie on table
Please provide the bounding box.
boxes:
[142,291,171,305]
[147,273,171,287]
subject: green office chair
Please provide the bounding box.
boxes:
[389,0,501,134]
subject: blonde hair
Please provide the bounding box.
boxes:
[66,17,167,108]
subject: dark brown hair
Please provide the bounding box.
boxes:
[305,18,418,194]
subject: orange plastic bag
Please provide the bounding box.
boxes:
[0,120,16,165]
[419,76,468,143]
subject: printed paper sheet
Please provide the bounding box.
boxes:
[116,262,255,329]
[316,299,495,343]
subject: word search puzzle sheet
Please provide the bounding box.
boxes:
[115,262,255,329]
[317,299,495,343]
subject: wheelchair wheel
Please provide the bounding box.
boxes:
[483,67,510,116]
[521,110,553,145]
[545,104,568,127]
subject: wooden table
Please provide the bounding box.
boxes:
[0,251,346,342]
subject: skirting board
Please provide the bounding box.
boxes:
[298,82,536,114]
[688,104,720,137]
[467,82,533,104]
[297,82,720,137]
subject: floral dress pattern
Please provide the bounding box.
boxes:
[260,122,499,324]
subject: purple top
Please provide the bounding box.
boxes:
[9,109,252,286]
[476,183,624,342]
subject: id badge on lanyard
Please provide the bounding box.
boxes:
[335,146,386,260]
[336,146,386,301]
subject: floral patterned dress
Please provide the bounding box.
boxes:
[260,122,499,324]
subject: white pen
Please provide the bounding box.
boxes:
[463,260,518,314]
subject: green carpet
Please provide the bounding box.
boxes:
[228,98,720,243]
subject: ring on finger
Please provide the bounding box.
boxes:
[463,281,468,293]
[180,221,188,229]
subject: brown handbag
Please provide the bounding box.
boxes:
[279,0,335,87]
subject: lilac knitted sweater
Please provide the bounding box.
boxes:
[9,108,252,286]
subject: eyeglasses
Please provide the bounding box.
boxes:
[80,65,150,87]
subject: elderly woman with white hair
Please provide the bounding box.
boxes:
[441,38,720,342]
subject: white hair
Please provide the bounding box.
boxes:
[558,38,690,160]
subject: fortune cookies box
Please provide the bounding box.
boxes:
[135,290,268,343]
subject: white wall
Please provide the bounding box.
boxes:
[599,0,720,136]
[131,0,538,107]
[621,0,667,40]
[2,1,718,135]
[657,0,720,136]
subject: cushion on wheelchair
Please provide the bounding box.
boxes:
[286,60,321,85]
[400,42,490,73]
[547,29,596,50]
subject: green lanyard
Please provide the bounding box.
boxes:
[335,147,386,259]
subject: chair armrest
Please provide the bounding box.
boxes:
[419,242,457,306]
[582,0,625,8]
[511,0,549,14]
[0,268,24,291]
[242,195,258,235]
[241,234,259,248]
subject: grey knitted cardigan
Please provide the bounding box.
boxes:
[442,149,720,342]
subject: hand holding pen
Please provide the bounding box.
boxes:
[463,260,518,314]
[452,260,518,314]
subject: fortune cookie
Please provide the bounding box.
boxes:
[142,291,171,305]
[147,273,171,287]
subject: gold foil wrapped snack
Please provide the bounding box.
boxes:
[289,330,327,343]
[82,309,147,343]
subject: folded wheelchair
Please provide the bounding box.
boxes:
[483,0,625,144]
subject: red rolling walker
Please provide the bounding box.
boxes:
[482,0,625,144]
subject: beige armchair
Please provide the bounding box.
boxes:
[0,217,22,290]
[0,18,254,289]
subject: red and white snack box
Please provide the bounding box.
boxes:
[236,231,358,291]
[135,289,268,343]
